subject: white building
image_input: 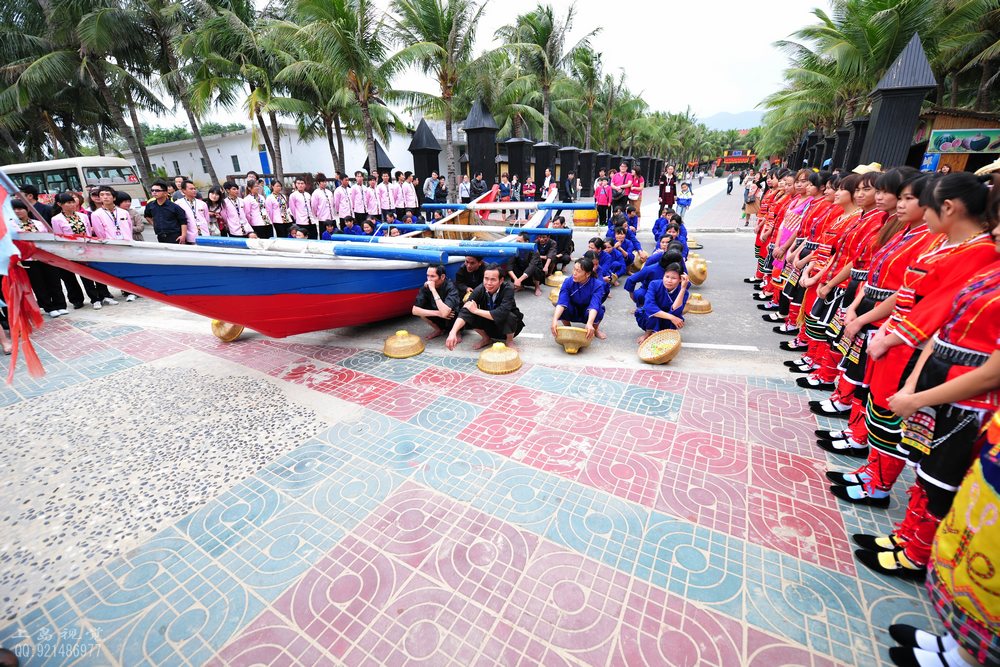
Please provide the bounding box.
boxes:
[125,121,458,186]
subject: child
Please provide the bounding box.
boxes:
[636,263,690,343]
[625,205,639,231]
[321,221,338,241]
[611,226,639,270]
[594,177,613,227]
[676,183,693,217]
[290,225,307,239]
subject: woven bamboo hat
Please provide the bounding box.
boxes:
[685,293,712,314]
[554,326,591,354]
[383,330,424,358]
[545,271,566,288]
[477,342,522,374]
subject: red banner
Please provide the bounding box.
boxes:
[721,155,756,164]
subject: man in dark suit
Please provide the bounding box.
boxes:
[446,264,524,350]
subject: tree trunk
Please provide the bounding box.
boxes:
[42,112,76,157]
[268,111,284,182]
[254,111,277,181]
[333,114,346,175]
[93,124,105,156]
[127,103,153,177]
[359,101,378,184]
[975,62,994,111]
[950,72,960,106]
[542,86,551,142]
[443,97,457,203]
[323,115,341,174]
[934,80,944,106]
[584,103,593,151]
[181,102,218,185]
[92,70,152,184]
[512,113,523,139]
[0,128,24,161]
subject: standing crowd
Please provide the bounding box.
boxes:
[746,162,1000,666]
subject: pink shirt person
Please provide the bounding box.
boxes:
[221,195,253,236]
[376,179,395,210]
[333,185,353,219]
[51,212,93,238]
[312,186,335,221]
[288,189,313,226]
[90,207,132,241]
[175,197,211,242]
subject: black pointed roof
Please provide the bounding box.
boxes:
[559,146,581,152]
[462,99,499,132]
[408,119,441,152]
[362,140,394,172]
[875,33,936,91]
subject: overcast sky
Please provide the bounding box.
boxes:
[144,0,825,128]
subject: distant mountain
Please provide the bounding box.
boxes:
[700,110,763,131]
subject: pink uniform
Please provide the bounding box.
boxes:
[333,186,353,219]
[90,207,132,241]
[221,196,254,236]
[51,212,93,238]
[311,187,335,221]
[389,181,404,209]
[402,181,419,209]
[376,182,395,210]
[364,186,379,216]
[288,191,313,226]
[611,170,632,197]
[244,194,269,229]
[176,197,211,242]
[349,185,366,215]
[266,193,289,226]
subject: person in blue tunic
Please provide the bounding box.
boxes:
[652,208,672,244]
[551,257,607,341]
[672,213,688,246]
[340,217,366,235]
[605,213,638,244]
[636,262,691,344]
[625,245,684,306]
[582,250,611,303]
[661,221,688,259]
[610,226,644,272]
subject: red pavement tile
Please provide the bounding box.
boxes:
[322,372,399,406]
[600,413,678,459]
[657,461,749,539]
[747,387,814,420]
[579,441,663,507]
[541,398,618,438]
[457,411,540,456]
[679,398,749,441]
[750,447,839,511]
[667,429,751,482]
[746,627,843,667]
[517,428,594,480]
[408,367,507,407]
[488,385,552,420]
[367,385,439,421]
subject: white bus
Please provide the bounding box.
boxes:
[0,156,148,204]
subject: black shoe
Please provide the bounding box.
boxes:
[798,377,835,390]
[72,303,84,309]
[888,646,939,667]
[816,429,847,439]
[817,438,869,457]
[743,277,758,283]
[788,365,814,375]
[757,303,780,311]
[779,340,809,351]
[773,325,799,335]
[826,470,865,485]
[888,624,952,652]
[761,313,785,322]
[752,293,772,302]
[853,533,902,552]
[809,399,849,416]
[830,484,892,508]
[855,548,926,581]
[784,359,810,367]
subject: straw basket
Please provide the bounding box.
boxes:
[573,208,598,226]
[211,319,245,342]
[638,329,682,365]
[685,293,712,314]
[383,330,425,359]
[554,326,591,354]
[477,342,522,374]
[549,288,560,305]
[545,271,566,288]
[687,259,708,286]
[688,237,703,250]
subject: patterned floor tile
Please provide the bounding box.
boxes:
[0,593,99,667]
[745,627,843,667]
[562,374,628,407]
[109,329,184,362]
[614,579,745,666]
[581,365,635,384]
[36,329,110,361]
[10,365,84,398]
[408,395,484,438]
[515,365,577,395]
[255,441,355,498]
[679,397,749,440]
[747,387,814,420]
[750,446,839,510]
[666,429,751,482]
[746,409,820,458]
[540,398,618,438]
[516,427,596,480]
[656,461,749,539]
[470,463,568,536]
[683,374,748,407]
[65,318,142,340]
[747,488,855,576]
[70,348,141,379]
[299,458,403,532]
[367,385,439,421]
[211,610,332,666]
[599,413,678,459]
[636,513,744,616]
[487,385,552,420]
[615,385,682,420]
[456,411,540,456]
[578,441,663,507]
[546,483,648,573]
[416,503,540,614]
[501,540,630,666]
[312,370,398,405]
[341,350,428,382]
[407,367,507,407]
[630,368,689,393]
[413,439,505,503]
[744,544,875,665]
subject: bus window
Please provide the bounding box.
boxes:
[83,165,139,185]
[45,169,81,193]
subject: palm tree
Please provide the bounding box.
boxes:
[496,4,598,143]
[290,0,410,176]
[569,48,602,150]
[391,0,486,201]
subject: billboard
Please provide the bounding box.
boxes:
[928,129,1000,154]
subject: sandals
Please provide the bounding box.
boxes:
[761,313,785,322]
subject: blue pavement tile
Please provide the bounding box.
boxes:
[10,366,83,398]
[72,349,141,380]
[299,457,402,532]
[0,594,100,667]
[414,438,506,503]
[636,513,744,617]
[515,366,577,395]
[174,479,292,559]
[217,505,344,602]
[562,374,629,408]
[471,462,568,536]
[339,350,428,381]
[318,410,402,447]
[615,386,682,419]
[546,483,649,575]
[744,543,878,665]
[0,384,23,407]
[418,353,481,373]
[409,395,484,438]
[64,319,142,340]
[746,375,802,394]
[255,440,355,498]
[327,423,438,477]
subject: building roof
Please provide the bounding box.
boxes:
[408,119,441,152]
[362,140,394,171]
[922,106,1000,123]
[874,32,936,91]
[462,99,499,132]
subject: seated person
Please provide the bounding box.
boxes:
[610,225,642,271]
[290,225,307,239]
[321,221,338,240]
[662,221,688,258]
[361,220,379,236]
[340,217,365,235]
[454,255,485,298]
[625,246,684,306]
[670,213,688,246]
[651,208,670,245]
[551,257,607,341]
[636,263,690,343]
[508,233,544,296]
[582,249,611,303]
[625,205,640,230]
[446,263,525,350]
[412,264,462,339]
[550,216,574,270]
[388,226,401,237]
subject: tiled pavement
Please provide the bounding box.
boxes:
[0,316,935,666]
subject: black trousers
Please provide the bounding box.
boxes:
[727,181,734,195]
[156,233,180,244]
[26,261,67,312]
[273,223,291,238]
[58,268,85,306]
[597,205,611,226]
[251,225,273,239]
